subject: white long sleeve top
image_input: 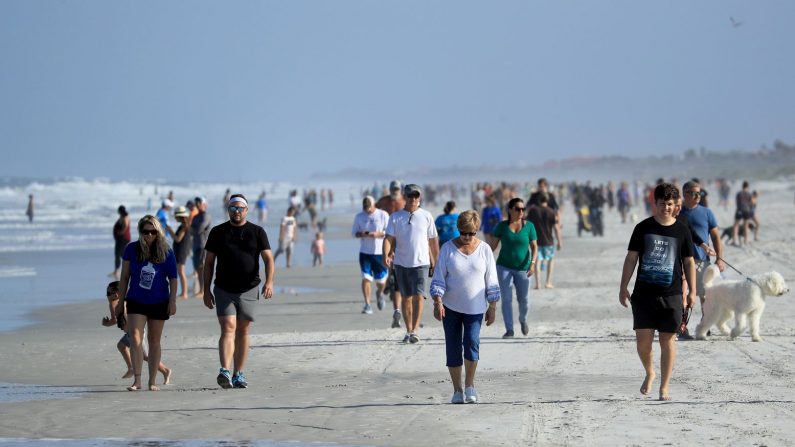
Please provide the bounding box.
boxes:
[430,239,500,315]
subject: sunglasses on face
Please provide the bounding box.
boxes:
[106,291,117,297]
[228,206,248,213]
[513,207,526,212]
[687,192,701,198]
[460,232,477,237]
[141,229,157,236]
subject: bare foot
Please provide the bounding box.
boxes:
[533,285,540,290]
[149,384,160,391]
[659,389,671,401]
[640,373,656,395]
[127,384,141,391]
[162,367,172,385]
[179,294,188,300]
[545,283,555,289]
[193,290,203,298]
[122,370,134,379]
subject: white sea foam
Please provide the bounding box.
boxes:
[0,267,36,278]
[0,177,364,254]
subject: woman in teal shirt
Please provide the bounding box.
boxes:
[488,198,537,338]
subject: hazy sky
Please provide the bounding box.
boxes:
[2,1,793,183]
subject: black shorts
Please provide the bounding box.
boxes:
[631,294,682,333]
[735,210,754,220]
[126,299,170,321]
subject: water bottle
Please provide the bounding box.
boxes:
[139,262,156,290]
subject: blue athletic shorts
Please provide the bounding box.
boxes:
[359,253,388,282]
[537,245,555,261]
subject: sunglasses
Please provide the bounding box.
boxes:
[460,232,477,237]
[687,192,701,199]
[513,207,526,212]
[106,291,117,297]
[141,229,158,236]
[228,206,248,213]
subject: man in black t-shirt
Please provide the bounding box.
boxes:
[203,194,275,390]
[619,183,696,402]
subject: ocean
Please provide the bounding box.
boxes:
[0,177,367,332]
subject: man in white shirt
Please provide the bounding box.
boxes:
[383,184,440,343]
[352,196,390,315]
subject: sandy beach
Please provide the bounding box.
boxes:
[1,181,794,446]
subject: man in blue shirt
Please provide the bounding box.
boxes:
[678,181,725,338]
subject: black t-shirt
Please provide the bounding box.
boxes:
[526,205,557,246]
[528,192,559,211]
[205,221,271,293]
[628,217,694,297]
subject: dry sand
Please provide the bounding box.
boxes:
[1,181,794,446]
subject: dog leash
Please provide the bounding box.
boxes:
[715,255,762,289]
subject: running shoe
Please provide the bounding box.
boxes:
[464,386,478,404]
[401,333,411,344]
[502,330,515,339]
[520,321,529,336]
[232,371,248,389]
[362,304,373,314]
[392,310,402,328]
[451,390,465,404]
[217,368,233,389]
[409,333,419,344]
[376,292,385,311]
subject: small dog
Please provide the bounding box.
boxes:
[720,222,755,242]
[695,265,789,341]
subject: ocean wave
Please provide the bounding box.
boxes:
[0,267,36,278]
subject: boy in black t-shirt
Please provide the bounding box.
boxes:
[619,183,696,402]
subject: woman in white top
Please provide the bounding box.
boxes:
[430,210,500,404]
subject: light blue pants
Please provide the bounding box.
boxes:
[497,265,530,332]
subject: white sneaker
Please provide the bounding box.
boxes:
[464,386,478,404]
[451,390,465,404]
[362,304,373,314]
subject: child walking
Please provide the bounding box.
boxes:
[102,281,172,383]
[311,232,325,267]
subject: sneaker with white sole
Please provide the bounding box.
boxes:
[232,371,248,389]
[376,292,385,310]
[401,333,411,343]
[392,310,402,328]
[217,368,233,389]
[409,333,419,344]
[464,386,478,404]
[362,304,373,314]
[451,390,465,404]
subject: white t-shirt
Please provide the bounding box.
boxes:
[352,208,390,255]
[430,240,500,315]
[280,215,296,242]
[385,208,438,268]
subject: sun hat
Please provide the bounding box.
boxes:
[174,206,189,218]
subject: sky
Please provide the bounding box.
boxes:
[1,1,794,183]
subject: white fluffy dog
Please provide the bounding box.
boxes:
[695,265,789,341]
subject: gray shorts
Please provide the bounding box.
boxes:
[394,265,430,298]
[214,285,260,321]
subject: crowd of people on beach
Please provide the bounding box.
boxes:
[100,176,763,402]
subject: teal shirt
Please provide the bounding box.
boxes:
[494,220,537,270]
